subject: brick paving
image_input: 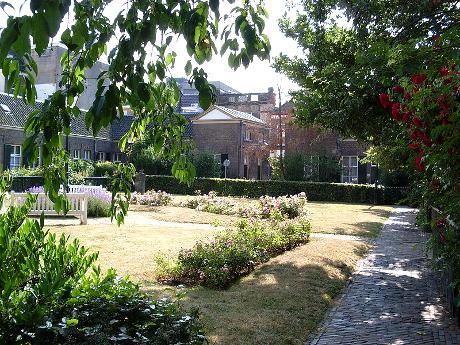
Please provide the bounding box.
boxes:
[309,207,460,345]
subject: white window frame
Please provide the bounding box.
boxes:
[9,145,21,169]
[83,149,91,160]
[244,130,251,141]
[98,151,106,162]
[113,152,122,163]
[73,149,81,160]
[341,156,359,183]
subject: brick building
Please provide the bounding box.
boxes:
[191,105,270,179]
[0,92,127,170]
[282,103,377,184]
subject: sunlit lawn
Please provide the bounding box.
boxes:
[133,196,395,237]
[49,198,392,344]
[146,238,369,345]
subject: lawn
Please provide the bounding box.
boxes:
[147,238,368,345]
[132,196,394,237]
[50,223,219,282]
[49,199,391,344]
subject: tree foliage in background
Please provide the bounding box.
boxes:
[191,151,221,178]
[0,0,270,223]
[270,153,340,182]
[275,0,460,149]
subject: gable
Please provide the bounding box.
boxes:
[198,108,232,121]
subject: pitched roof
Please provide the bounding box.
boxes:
[0,93,39,128]
[193,105,265,125]
[0,92,111,139]
[111,115,134,141]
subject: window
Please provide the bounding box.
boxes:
[244,130,252,141]
[98,151,106,162]
[113,152,122,163]
[341,156,358,183]
[9,145,21,169]
[228,96,235,102]
[83,150,91,160]
[73,150,81,160]
[250,94,259,102]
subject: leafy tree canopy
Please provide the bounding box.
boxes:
[0,0,270,223]
[275,0,460,143]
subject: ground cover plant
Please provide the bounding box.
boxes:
[179,191,308,220]
[0,182,205,344]
[155,217,311,288]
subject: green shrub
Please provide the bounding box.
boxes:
[191,151,221,178]
[156,217,311,289]
[94,161,118,177]
[87,196,111,217]
[269,154,341,182]
[145,175,407,205]
[0,183,205,344]
[8,166,44,176]
[129,146,172,175]
[69,160,95,184]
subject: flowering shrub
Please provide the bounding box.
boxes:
[155,217,311,289]
[180,191,308,220]
[380,66,460,297]
[179,191,238,215]
[130,190,172,206]
[258,193,307,219]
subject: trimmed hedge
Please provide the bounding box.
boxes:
[146,175,407,205]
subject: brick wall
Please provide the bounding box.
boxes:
[0,127,123,170]
[192,122,242,178]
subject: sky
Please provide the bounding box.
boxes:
[0,1,303,101]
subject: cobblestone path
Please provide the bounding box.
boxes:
[309,207,460,345]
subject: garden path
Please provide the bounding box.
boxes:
[308,207,460,345]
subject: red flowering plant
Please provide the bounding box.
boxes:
[380,66,460,296]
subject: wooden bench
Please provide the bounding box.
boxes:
[10,193,88,225]
[67,185,105,193]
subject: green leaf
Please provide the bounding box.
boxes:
[156,61,165,80]
[31,13,49,55]
[185,60,192,76]
[66,318,79,326]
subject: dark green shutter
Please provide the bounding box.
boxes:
[3,144,12,170]
[358,159,367,184]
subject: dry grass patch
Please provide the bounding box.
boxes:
[130,204,238,226]
[146,238,369,345]
[307,202,394,237]
[135,195,394,237]
[49,223,218,283]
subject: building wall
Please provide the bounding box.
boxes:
[217,87,276,120]
[192,122,242,178]
[32,46,109,110]
[0,126,123,170]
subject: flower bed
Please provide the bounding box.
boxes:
[130,190,172,206]
[179,192,308,220]
[155,217,311,289]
